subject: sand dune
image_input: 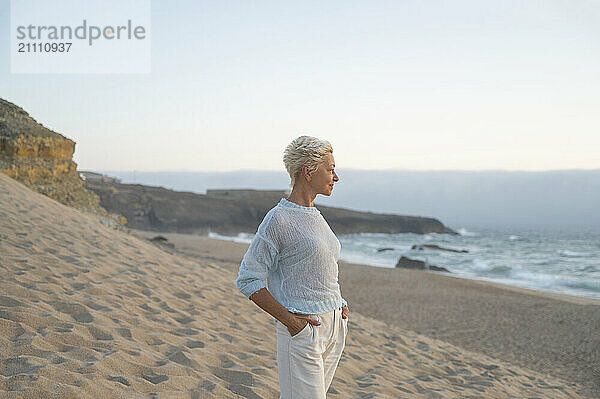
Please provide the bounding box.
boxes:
[0,173,585,398]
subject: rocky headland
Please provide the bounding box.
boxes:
[83,182,456,235]
[0,97,455,236]
[0,98,109,217]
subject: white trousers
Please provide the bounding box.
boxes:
[276,306,348,399]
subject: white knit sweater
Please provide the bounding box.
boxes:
[235,197,347,314]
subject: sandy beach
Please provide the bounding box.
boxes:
[132,230,600,398]
[1,172,597,398]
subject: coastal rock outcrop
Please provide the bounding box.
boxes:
[395,255,450,273]
[84,183,456,236]
[412,244,468,253]
[148,235,175,253]
[0,98,455,236]
[319,206,455,235]
[0,98,110,217]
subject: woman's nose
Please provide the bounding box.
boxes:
[333,172,339,182]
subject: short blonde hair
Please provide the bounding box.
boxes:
[283,135,333,187]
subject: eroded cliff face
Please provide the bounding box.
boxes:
[0,98,108,216]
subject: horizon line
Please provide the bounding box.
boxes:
[84,167,600,174]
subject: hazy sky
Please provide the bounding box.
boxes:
[1,0,599,172]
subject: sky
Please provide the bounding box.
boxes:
[1,0,599,172]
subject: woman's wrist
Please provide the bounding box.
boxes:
[249,288,297,327]
[279,311,297,327]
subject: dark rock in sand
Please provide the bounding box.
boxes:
[149,235,175,249]
[395,256,450,273]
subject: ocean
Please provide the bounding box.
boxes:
[211,226,600,300]
[98,170,599,299]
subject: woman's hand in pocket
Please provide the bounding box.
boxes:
[286,314,320,337]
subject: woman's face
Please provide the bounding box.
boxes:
[309,153,339,196]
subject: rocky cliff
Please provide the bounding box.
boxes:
[0,98,109,216]
[0,97,454,235]
[85,182,456,235]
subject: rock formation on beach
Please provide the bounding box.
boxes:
[0,98,109,217]
[0,97,454,236]
[411,244,469,253]
[148,235,175,253]
[395,255,450,273]
[83,182,456,236]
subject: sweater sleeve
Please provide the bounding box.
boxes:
[235,234,279,299]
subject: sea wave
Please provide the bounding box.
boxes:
[509,269,558,288]
[558,250,589,258]
[338,253,395,268]
[472,259,492,272]
[211,228,600,299]
[457,228,478,237]
[560,279,600,293]
[208,231,253,244]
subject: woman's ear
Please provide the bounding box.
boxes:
[302,165,311,181]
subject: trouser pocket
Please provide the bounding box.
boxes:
[291,320,312,339]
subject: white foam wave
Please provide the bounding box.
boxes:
[558,250,589,258]
[509,269,557,288]
[472,259,493,272]
[208,231,253,244]
[338,253,396,268]
[457,228,478,237]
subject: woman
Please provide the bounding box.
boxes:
[235,135,350,398]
